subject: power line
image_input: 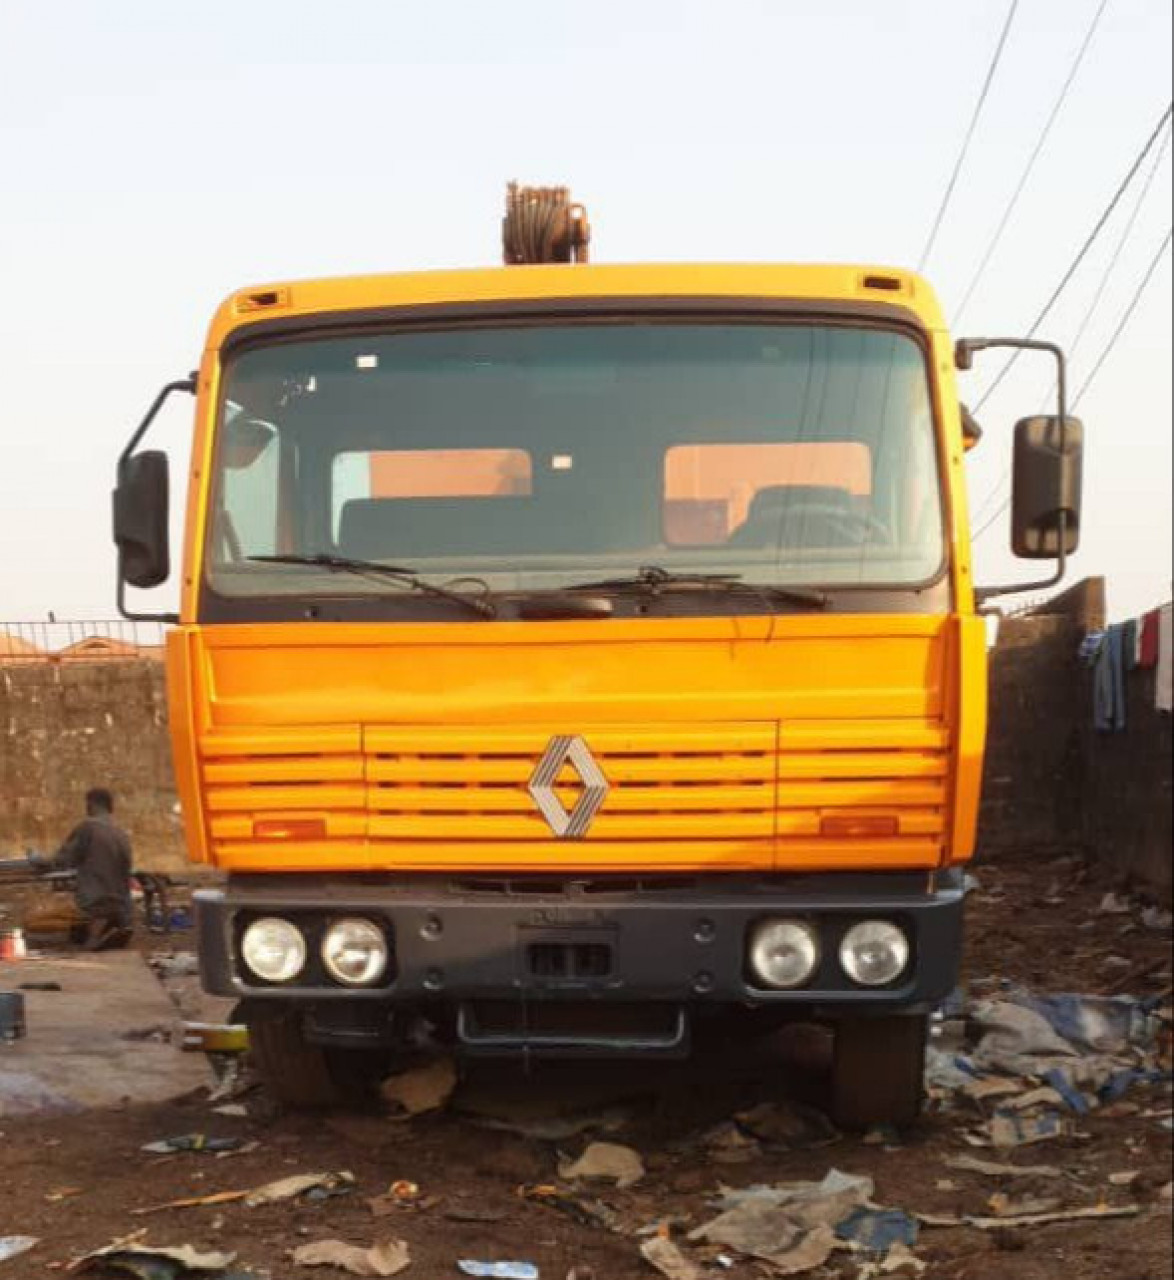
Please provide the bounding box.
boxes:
[972,225,1173,543]
[1066,123,1171,365]
[952,0,1111,327]
[1071,225,1172,408]
[971,99,1173,414]
[918,0,1021,272]
[969,120,1171,522]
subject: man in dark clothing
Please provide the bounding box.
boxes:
[35,789,134,950]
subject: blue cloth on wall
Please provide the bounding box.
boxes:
[1094,623,1127,732]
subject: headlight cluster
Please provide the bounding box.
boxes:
[240,916,389,986]
[748,917,910,989]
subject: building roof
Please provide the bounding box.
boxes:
[0,632,47,661]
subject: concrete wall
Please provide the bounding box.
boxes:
[979,578,1173,895]
[0,661,186,872]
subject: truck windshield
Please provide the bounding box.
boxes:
[206,322,944,608]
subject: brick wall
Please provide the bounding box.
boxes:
[0,661,186,872]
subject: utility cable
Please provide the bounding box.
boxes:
[972,225,1173,543]
[1066,123,1171,366]
[972,99,1173,414]
[952,0,1111,327]
[919,0,1021,271]
[1070,225,1172,408]
[970,123,1171,524]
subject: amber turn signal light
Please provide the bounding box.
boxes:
[253,818,327,841]
[819,814,900,839]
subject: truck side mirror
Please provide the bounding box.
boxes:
[113,451,171,588]
[1011,416,1083,559]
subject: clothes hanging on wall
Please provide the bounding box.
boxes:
[1093,623,1128,732]
[1139,609,1162,669]
[1123,617,1140,671]
[1157,604,1173,715]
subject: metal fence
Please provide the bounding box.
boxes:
[0,620,168,664]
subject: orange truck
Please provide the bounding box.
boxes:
[113,187,1083,1124]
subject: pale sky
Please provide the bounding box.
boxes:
[1,0,1170,623]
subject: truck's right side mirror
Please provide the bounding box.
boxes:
[113,450,171,588]
[1010,415,1083,559]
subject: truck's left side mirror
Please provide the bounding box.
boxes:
[1011,415,1083,559]
[114,450,171,588]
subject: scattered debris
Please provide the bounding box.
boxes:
[367,1180,423,1216]
[77,1241,238,1275]
[856,1242,928,1277]
[878,1242,927,1275]
[381,1057,458,1117]
[1109,1170,1141,1187]
[918,1204,1142,1230]
[1141,906,1173,933]
[987,1191,1062,1217]
[558,1141,645,1189]
[1099,892,1133,916]
[133,1171,353,1216]
[457,1263,539,1279]
[290,1238,410,1276]
[639,1236,705,1280]
[142,1135,247,1155]
[834,1208,919,1253]
[943,1155,1064,1180]
[520,1184,628,1234]
[133,1190,253,1217]
[245,1171,354,1207]
[151,952,200,979]
[699,1122,761,1165]
[981,1112,1072,1149]
[732,1099,840,1149]
[0,1237,38,1264]
[691,1169,872,1271]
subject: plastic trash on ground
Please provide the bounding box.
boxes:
[457,1263,540,1279]
[289,1238,410,1276]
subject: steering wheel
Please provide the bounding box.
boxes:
[766,501,891,546]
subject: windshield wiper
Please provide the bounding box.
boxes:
[564,565,829,609]
[247,553,497,618]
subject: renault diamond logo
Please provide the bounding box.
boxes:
[528,736,609,839]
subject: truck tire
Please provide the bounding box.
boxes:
[246,1011,385,1108]
[830,1014,927,1130]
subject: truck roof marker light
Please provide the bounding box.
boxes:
[254,818,328,841]
[355,354,379,370]
[235,287,290,313]
[860,273,906,294]
[820,814,900,839]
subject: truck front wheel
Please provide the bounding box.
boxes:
[830,1014,927,1130]
[244,1009,386,1108]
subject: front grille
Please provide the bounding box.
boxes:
[198,717,949,866]
[366,723,776,842]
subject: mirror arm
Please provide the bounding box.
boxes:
[118,374,197,475]
[116,374,196,624]
[956,338,1071,603]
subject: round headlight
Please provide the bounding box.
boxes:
[748,919,820,989]
[839,921,910,987]
[322,918,389,987]
[240,917,307,983]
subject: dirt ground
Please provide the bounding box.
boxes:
[0,853,1170,1280]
